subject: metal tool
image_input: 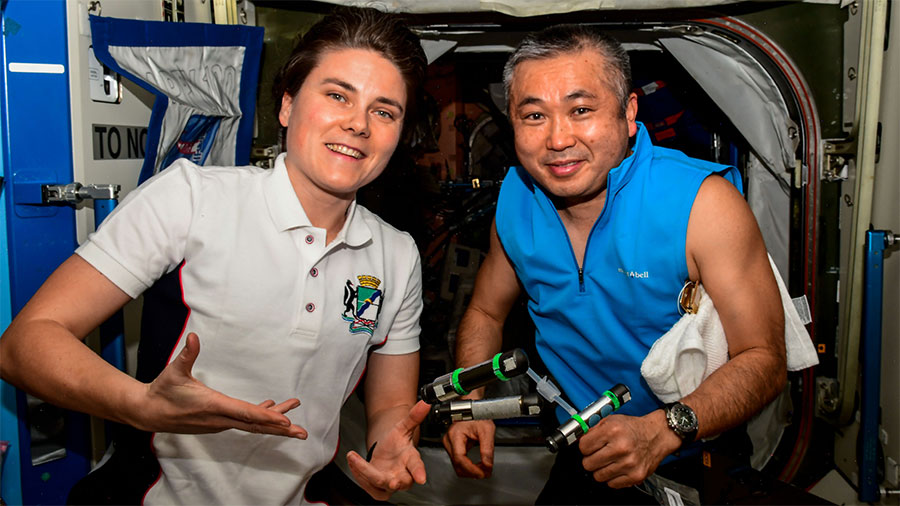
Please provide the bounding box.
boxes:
[546,384,631,453]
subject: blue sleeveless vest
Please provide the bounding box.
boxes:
[495,123,741,418]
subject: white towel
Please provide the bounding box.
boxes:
[641,255,819,403]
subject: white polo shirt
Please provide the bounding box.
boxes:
[77,154,422,505]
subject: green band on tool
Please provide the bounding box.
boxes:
[492,353,509,381]
[572,414,589,434]
[603,390,620,410]
[451,368,468,395]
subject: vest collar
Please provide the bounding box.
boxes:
[605,121,652,200]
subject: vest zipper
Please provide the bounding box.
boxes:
[540,188,601,295]
[543,204,592,293]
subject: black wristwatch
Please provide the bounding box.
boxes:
[664,402,698,447]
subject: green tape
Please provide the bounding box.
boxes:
[451,368,468,395]
[572,414,589,434]
[603,390,620,410]
[492,353,509,381]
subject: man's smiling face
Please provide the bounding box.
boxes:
[509,49,638,205]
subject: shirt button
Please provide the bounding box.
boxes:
[305,303,315,313]
[310,267,318,277]
[305,234,314,244]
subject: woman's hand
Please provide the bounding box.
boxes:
[133,332,307,439]
[345,401,430,501]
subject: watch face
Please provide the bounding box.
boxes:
[670,404,698,431]
[666,402,699,443]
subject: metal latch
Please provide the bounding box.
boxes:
[816,377,840,415]
[42,182,119,203]
[250,145,279,169]
[822,139,856,181]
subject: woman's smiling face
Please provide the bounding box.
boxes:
[278,47,407,202]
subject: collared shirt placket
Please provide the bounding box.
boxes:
[292,227,328,337]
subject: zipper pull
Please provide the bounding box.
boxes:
[578,267,585,292]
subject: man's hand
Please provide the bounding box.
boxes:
[346,401,430,501]
[442,419,496,478]
[133,332,307,439]
[579,411,680,488]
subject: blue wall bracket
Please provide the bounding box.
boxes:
[859,228,897,503]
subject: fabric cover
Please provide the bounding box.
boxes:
[89,15,263,183]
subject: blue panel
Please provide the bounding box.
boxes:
[1,52,24,506]
[2,1,90,504]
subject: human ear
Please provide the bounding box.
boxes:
[625,92,638,137]
[279,93,294,128]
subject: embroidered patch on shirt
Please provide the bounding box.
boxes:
[342,275,383,335]
[618,267,650,279]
